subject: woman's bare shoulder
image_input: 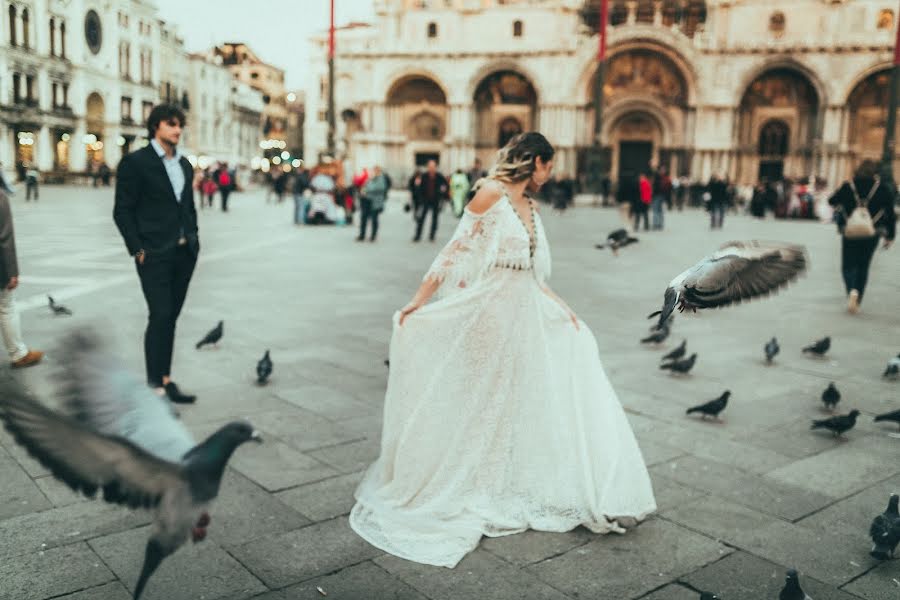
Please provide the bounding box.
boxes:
[467,181,506,215]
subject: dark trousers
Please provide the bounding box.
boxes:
[136,246,197,386]
[841,236,878,300]
[710,204,725,228]
[25,180,38,200]
[220,189,231,212]
[632,204,649,231]
[358,198,381,240]
[414,201,440,241]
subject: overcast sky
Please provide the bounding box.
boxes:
[154,0,377,90]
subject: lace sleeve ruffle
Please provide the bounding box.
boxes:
[423,206,502,299]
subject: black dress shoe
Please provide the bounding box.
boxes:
[165,381,196,404]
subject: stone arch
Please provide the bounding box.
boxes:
[846,68,894,163]
[85,92,106,163]
[381,69,449,104]
[734,58,827,109]
[466,60,542,104]
[601,98,675,148]
[842,62,893,105]
[471,69,539,155]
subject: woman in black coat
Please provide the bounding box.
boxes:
[827,160,896,313]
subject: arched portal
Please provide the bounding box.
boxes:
[385,75,448,168]
[85,92,105,164]
[609,110,665,189]
[473,70,537,163]
[847,69,895,165]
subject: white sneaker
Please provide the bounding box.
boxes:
[848,289,860,314]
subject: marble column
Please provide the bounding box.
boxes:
[70,119,87,172]
[37,125,53,171]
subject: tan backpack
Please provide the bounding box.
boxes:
[843,178,883,239]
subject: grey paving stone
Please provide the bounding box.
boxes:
[252,407,365,452]
[651,454,834,520]
[650,473,707,513]
[376,548,572,600]
[230,517,383,588]
[306,437,381,474]
[207,469,311,548]
[274,382,380,421]
[0,499,149,560]
[0,448,52,519]
[480,527,596,566]
[256,561,429,600]
[663,497,870,586]
[89,526,266,600]
[637,438,688,467]
[32,474,91,507]
[798,473,900,539]
[226,433,340,492]
[53,582,132,600]
[842,561,900,600]
[639,584,708,600]
[0,543,114,600]
[682,551,862,600]
[275,471,364,522]
[526,518,731,599]
[177,383,292,427]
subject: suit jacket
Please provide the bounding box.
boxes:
[113,145,199,257]
[0,191,18,285]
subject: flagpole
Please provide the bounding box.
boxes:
[326,0,336,157]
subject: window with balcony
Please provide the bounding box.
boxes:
[121,96,133,122]
[60,21,66,58]
[12,72,21,103]
[427,22,437,38]
[21,7,29,48]
[142,101,153,122]
[49,18,55,55]
[8,5,16,46]
[119,43,131,79]
[25,74,34,104]
[52,82,58,107]
[62,82,69,106]
[513,20,522,37]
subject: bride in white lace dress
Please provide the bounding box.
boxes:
[350,132,656,568]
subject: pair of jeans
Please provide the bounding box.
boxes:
[25,180,38,201]
[710,204,725,228]
[0,288,28,361]
[358,198,381,240]
[293,195,309,224]
[841,236,879,300]
[651,195,665,229]
[136,246,197,386]
[632,204,649,231]
[220,189,231,212]
[414,201,440,241]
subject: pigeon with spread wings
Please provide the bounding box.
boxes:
[649,241,808,329]
[0,330,261,599]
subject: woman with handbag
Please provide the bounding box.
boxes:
[828,160,896,314]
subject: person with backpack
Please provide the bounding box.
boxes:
[216,163,234,212]
[828,160,896,314]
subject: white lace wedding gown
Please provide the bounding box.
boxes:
[350,191,657,568]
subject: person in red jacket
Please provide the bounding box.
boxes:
[634,173,651,231]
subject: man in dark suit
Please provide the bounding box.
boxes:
[413,160,448,242]
[114,104,199,404]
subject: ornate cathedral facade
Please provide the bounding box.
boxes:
[304,0,897,186]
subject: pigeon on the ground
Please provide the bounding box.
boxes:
[686,390,730,421]
[821,382,841,412]
[256,350,272,385]
[779,569,811,600]
[648,241,807,329]
[802,336,830,356]
[874,408,900,431]
[811,409,860,438]
[662,340,687,362]
[870,493,900,560]
[0,330,262,600]
[699,593,720,600]
[595,229,639,255]
[641,323,670,344]
[195,320,224,349]
[883,354,900,379]
[48,295,73,316]
[765,337,780,364]
[660,353,697,375]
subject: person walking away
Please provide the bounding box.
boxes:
[449,168,470,218]
[25,164,39,201]
[113,103,199,404]
[359,166,388,242]
[413,160,448,242]
[201,171,217,209]
[272,170,287,204]
[828,159,896,314]
[217,163,234,212]
[651,166,670,230]
[292,167,310,225]
[633,173,651,231]
[0,182,43,368]
[707,174,728,229]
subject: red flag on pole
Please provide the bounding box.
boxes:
[329,0,336,59]
[598,0,609,61]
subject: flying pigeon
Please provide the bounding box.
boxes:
[821,382,840,412]
[811,409,860,438]
[196,320,224,349]
[874,408,900,431]
[883,354,900,379]
[660,353,697,375]
[870,493,900,560]
[802,336,830,356]
[765,337,779,364]
[648,241,808,329]
[595,229,639,255]
[48,295,73,316]
[779,569,811,600]
[256,350,273,385]
[0,330,262,600]
[641,323,670,344]
[662,340,687,362]
[686,390,729,421]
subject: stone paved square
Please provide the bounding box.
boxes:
[1,185,899,599]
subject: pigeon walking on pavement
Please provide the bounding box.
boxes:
[821,382,841,412]
[811,410,860,439]
[802,336,830,357]
[686,391,730,421]
[595,229,639,255]
[256,350,273,385]
[869,493,900,560]
[660,353,697,375]
[48,295,73,316]
[662,340,687,362]
[883,354,900,379]
[648,241,808,330]
[765,337,780,364]
[641,323,670,344]
[195,320,224,349]
[874,408,900,431]
[0,329,262,600]
[779,569,811,600]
